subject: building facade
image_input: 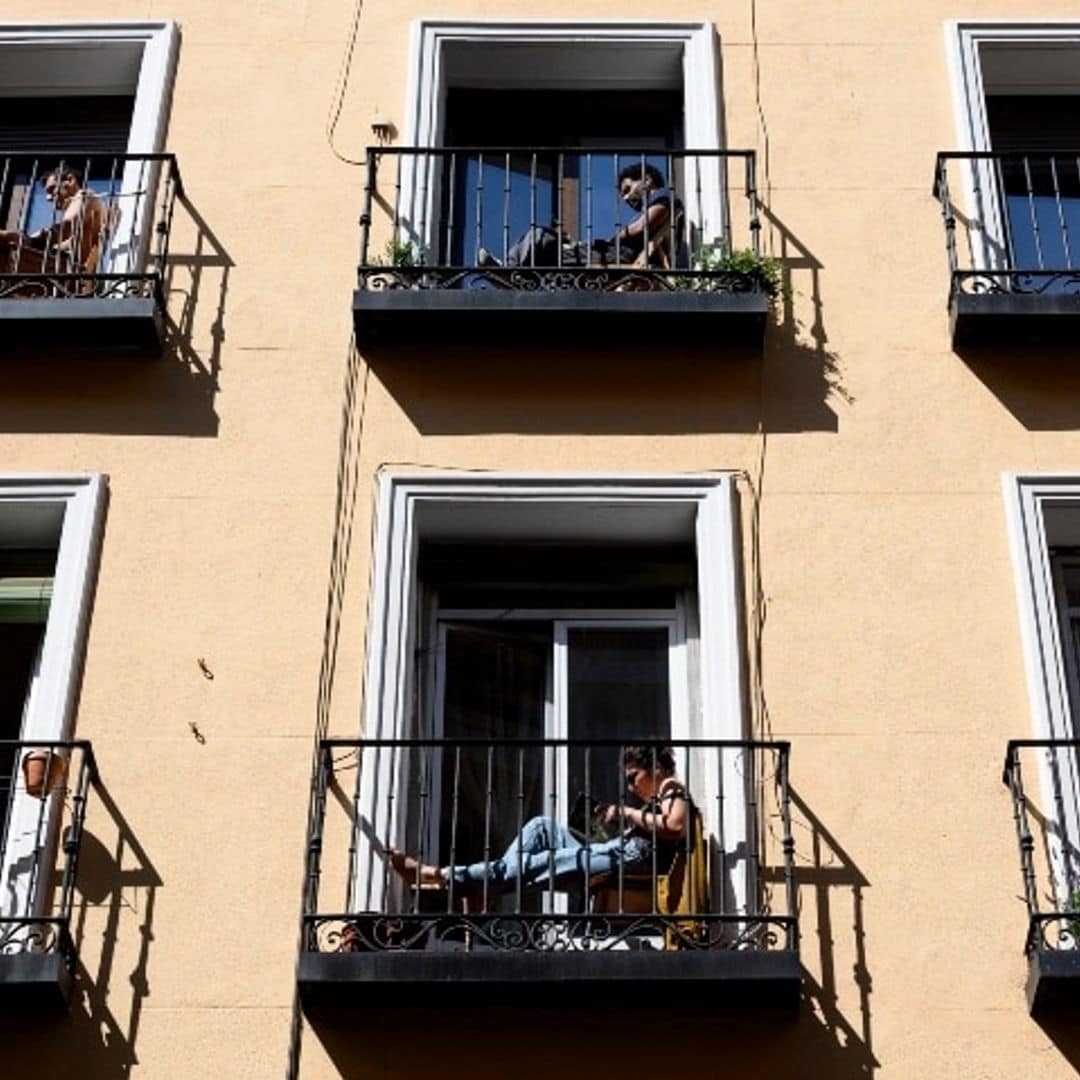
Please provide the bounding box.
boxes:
[2,4,1080,1078]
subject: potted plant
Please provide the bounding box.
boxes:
[689,243,783,299]
[22,748,66,798]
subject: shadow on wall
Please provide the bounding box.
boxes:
[958,346,1080,431]
[760,204,851,430]
[365,208,845,437]
[0,192,231,437]
[307,786,877,1080]
[0,779,162,1079]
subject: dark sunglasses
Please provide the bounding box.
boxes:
[625,769,644,789]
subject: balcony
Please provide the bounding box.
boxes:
[1002,739,1080,1013]
[0,740,95,1012]
[0,154,181,352]
[353,148,771,349]
[299,737,799,1015]
[936,151,1080,346]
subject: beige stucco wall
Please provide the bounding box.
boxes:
[3,2,1080,1076]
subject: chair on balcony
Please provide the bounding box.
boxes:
[589,809,708,949]
[611,211,683,291]
[0,194,115,298]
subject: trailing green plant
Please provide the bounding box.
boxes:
[691,243,784,299]
[377,238,427,268]
[1067,886,1080,944]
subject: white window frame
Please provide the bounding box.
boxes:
[0,21,179,276]
[354,471,747,915]
[398,19,725,256]
[947,20,1080,272]
[0,473,107,924]
[1004,473,1080,905]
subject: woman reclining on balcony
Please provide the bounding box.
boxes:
[388,745,689,894]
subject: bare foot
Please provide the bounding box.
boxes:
[387,848,445,887]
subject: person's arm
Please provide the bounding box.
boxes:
[621,790,686,840]
[600,786,687,840]
[613,198,670,247]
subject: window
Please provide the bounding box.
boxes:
[947,22,1080,284]
[0,475,105,941]
[0,22,179,320]
[352,473,748,911]
[400,20,724,263]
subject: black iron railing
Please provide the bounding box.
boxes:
[357,147,765,295]
[0,153,181,304]
[936,150,1080,296]
[1002,739,1080,953]
[0,741,96,970]
[303,737,796,956]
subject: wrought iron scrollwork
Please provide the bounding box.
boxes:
[358,266,766,296]
[0,273,158,301]
[954,270,1080,297]
[306,913,794,955]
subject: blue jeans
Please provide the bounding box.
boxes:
[449,815,649,892]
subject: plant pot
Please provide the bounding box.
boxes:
[22,749,66,798]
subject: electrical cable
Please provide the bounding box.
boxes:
[326,0,367,166]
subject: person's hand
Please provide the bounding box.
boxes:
[598,802,619,826]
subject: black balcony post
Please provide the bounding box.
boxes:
[778,743,797,953]
[502,152,511,266]
[154,157,179,281]
[447,746,462,914]
[57,745,92,924]
[1005,741,1040,950]
[412,741,431,914]
[474,152,484,269]
[446,150,457,265]
[1050,155,1073,268]
[359,152,376,270]
[304,743,331,923]
[935,155,959,280]
[1020,155,1044,269]
[585,152,594,266]
[482,743,495,911]
[516,745,525,915]
[747,151,761,259]
[392,151,403,257]
[716,743,726,920]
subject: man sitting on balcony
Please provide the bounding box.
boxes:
[0,166,105,290]
[389,745,689,896]
[478,162,681,271]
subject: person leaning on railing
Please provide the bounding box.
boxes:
[476,162,682,271]
[0,165,105,281]
[388,744,689,894]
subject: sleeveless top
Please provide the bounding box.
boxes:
[629,781,692,871]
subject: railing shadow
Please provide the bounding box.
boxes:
[754,785,878,1078]
[0,192,229,436]
[0,778,162,1078]
[759,203,850,430]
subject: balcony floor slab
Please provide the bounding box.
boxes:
[353,288,768,349]
[1027,948,1080,1015]
[0,952,73,1013]
[951,291,1080,347]
[0,297,163,352]
[299,948,800,1015]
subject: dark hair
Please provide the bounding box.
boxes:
[617,162,665,190]
[623,744,676,775]
[38,164,80,186]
